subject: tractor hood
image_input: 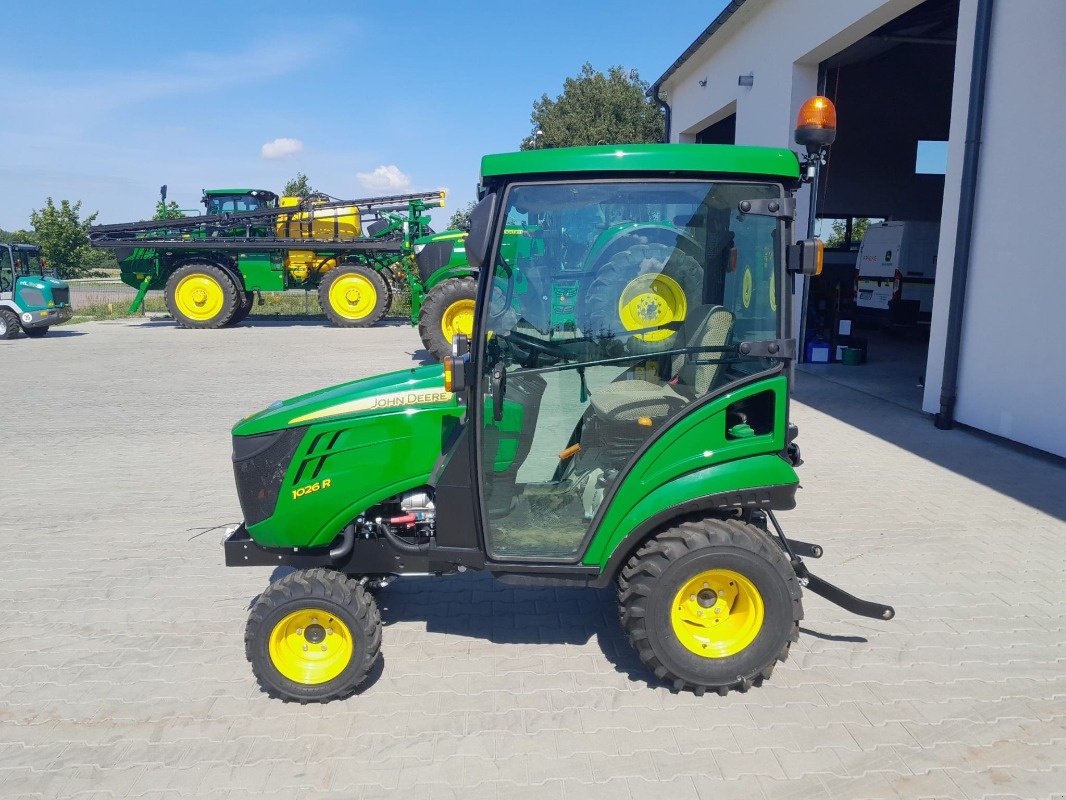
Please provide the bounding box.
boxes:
[233,364,455,437]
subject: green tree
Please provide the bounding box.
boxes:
[0,228,37,245]
[283,173,316,199]
[29,198,99,279]
[824,217,872,249]
[153,200,186,220]
[449,201,476,231]
[521,63,664,150]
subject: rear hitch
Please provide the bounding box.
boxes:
[792,559,895,620]
[765,511,895,621]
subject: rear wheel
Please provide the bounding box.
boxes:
[418,276,477,362]
[0,308,21,339]
[165,263,239,329]
[579,242,701,352]
[23,326,49,338]
[224,291,255,327]
[619,518,802,695]
[318,264,390,328]
[245,568,382,703]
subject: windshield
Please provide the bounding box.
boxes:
[486,180,785,374]
[206,195,263,214]
[15,249,45,276]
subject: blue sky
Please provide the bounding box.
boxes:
[0,0,729,230]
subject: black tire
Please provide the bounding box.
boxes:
[0,308,22,339]
[164,262,240,329]
[318,264,390,328]
[578,242,702,352]
[23,326,49,338]
[224,291,255,327]
[619,518,802,695]
[418,276,478,362]
[245,568,382,703]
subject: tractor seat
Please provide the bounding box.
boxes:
[590,305,735,425]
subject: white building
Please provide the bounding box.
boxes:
[652,0,1066,457]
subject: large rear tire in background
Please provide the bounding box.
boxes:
[0,308,22,339]
[224,291,255,327]
[245,568,382,703]
[23,326,49,338]
[318,264,390,328]
[165,263,240,329]
[418,276,477,362]
[578,242,702,352]
[619,518,802,695]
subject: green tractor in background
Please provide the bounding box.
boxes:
[223,103,895,704]
[0,243,73,340]
[93,188,443,330]
[412,207,704,362]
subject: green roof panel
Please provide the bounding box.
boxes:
[480,144,800,182]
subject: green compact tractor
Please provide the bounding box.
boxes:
[0,243,73,339]
[225,104,893,702]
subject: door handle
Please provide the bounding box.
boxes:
[491,361,507,421]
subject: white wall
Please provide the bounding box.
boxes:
[661,0,924,338]
[923,0,1066,457]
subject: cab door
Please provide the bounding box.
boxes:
[0,247,13,300]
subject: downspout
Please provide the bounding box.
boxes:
[653,86,672,143]
[935,0,995,429]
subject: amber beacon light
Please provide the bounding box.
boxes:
[794,96,837,154]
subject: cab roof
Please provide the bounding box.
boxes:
[202,189,278,198]
[480,144,800,183]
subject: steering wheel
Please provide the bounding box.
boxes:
[501,329,572,365]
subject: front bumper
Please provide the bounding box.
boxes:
[22,306,73,329]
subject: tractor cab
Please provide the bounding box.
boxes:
[201,189,279,215]
[0,243,73,339]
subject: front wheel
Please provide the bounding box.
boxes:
[418,276,477,362]
[24,326,49,338]
[165,263,240,329]
[245,568,382,703]
[0,309,22,339]
[619,518,802,695]
[318,264,390,328]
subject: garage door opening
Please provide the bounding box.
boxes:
[800,0,959,411]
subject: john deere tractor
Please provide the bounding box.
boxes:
[0,243,73,340]
[224,99,893,703]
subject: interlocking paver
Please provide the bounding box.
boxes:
[1,318,1064,798]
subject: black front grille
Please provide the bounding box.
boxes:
[415,240,455,282]
[52,287,70,306]
[232,426,307,526]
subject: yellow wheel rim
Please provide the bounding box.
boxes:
[268,608,353,685]
[618,273,687,342]
[440,298,476,342]
[328,273,377,320]
[671,569,764,658]
[174,273,226,321]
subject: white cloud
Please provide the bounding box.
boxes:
[356,164,411,191]
[261,137,303,160]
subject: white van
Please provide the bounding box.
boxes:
[855,221,939,313]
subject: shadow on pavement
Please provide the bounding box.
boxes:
[795,370,1066,522]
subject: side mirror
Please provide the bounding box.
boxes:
[464,193,498,270]
[787,238,824,276]
[452,333,470,358]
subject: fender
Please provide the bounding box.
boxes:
[588,467,799,588]
[580,373,796,572]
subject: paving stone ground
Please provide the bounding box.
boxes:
[1,318,1064,800]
